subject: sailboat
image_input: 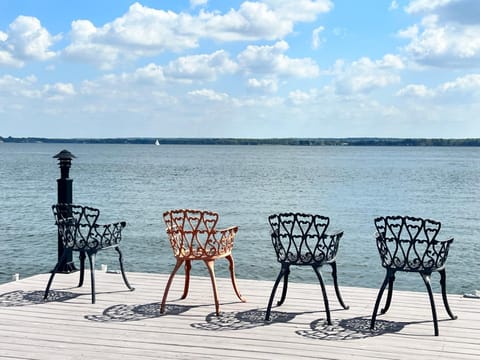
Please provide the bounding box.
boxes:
[154,139,160,146]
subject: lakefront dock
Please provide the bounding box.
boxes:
[0,271,478,360]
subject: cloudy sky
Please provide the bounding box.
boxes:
[1,0,479,138]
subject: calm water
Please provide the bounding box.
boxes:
[0,143,479,295]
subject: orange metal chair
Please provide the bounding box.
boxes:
[161,209,246,315]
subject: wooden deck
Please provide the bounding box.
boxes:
[0,271,478,359]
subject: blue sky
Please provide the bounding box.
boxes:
[1,0,479,138]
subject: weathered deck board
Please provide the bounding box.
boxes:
[0,272,478,360]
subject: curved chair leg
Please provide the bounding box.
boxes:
[277,265,290,306]
[160,259,184,314]
[182,260,192,299]
[421,273,439,336]
[87,252,96,304]
[226,255,246,302]
[439,269,457,320]
[313,265,332,325]
[370,270,391,330]
[330,261,349,310]
[115,247,134,291]
[265,266,287,321]
[204,260,220,316]
[381,270,396,315]
[78,251,86,287]
[44,257,64,300]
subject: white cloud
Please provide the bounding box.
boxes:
[396,84,434,97]
[288,89,316,105]
[0,16,58,67]
[402,0,480,67]
[333,54,404,94]
[397,74,480,101]
[312,26,325,49]
[43,82,76,100]
[190,0,208,7]
[188,88,229,101]
[389,1,399,10]
[164,50,237,82]
[263,0,333,22]
[238,40,319,78]
[60,1,334,69]
[0,74,39,97]
[247,77,278,93]
[440,73,480,93]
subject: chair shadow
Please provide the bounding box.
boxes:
[296,316,406,340]
[84,303,192,322]
[0,290,80,306]
[190,308,296,331]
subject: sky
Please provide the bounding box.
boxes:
[1,0,479,139]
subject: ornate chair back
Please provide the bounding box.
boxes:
[268,213,339,266]
[164,209,236,259]
[374,215,452,272]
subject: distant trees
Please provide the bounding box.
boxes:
[1,136,480,146]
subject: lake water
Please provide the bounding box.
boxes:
[0,143,479,296]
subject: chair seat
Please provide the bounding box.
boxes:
[382,259,444,272]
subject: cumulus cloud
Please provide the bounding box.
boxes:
[396,84,434,97]
[333,54,404,94]
[238,40,320,77]
[188,88,229,101]
[397,74,480,101]
[43,82,76,100]
[247,77,278,93]
[164,50,237,82]
[60,1,333,69]
[0,16,58,67]
[401,0,480,68]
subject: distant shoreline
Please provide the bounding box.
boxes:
[1,136,480,146]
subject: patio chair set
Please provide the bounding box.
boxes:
[44,204,458,336]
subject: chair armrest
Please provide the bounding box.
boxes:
[326,229,343,238]
[93,221,126,247]
[215,226,239,254]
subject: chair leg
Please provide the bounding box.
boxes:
[313,265,332,325]
[421,273,439,336]
[439,269,457,320]
[265,266,287,321]
[226,255,246,302]
[87,252,96,304]
[381,271,396,315]
[115,247,134,291]
[78,251,86,288]
[182,260,191,299]
[277,265,290,306]
[204,260,221,316]
[44,254,66,300]
[160,259,184,314]
[330,261,349,310]
[370,270,391,330]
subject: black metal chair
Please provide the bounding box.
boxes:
[370,216,457,336]
[44,204,134,303]
[265,213,349,324]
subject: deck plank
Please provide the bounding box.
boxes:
[0,272,478,360]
